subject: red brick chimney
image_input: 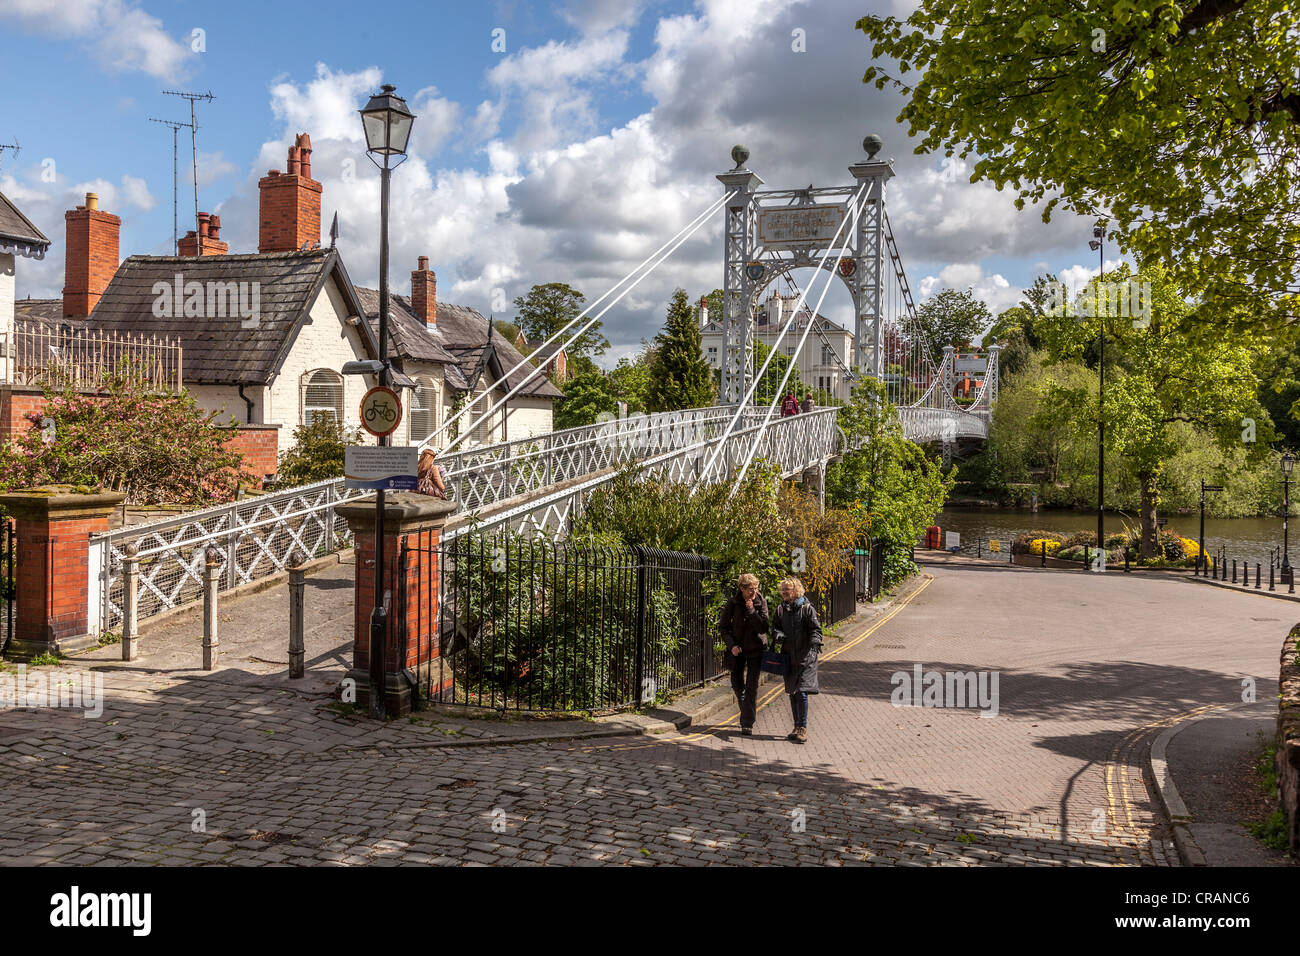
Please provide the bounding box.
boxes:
[258,132,322,253]
[411,256,437,329]
[63,192,120,318]
[178,212,229,256]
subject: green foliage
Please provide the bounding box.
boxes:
[608,351,654,413]
[451,531,681,710]
[914,288,991,365]
[752,339,810,408]
[826,378,955,588]
[276,416,365,488]
[554,370,618,430]
[646,288,716,412]
[512,282,609,365]
[0,369,252,506]
[858,1,1300,331]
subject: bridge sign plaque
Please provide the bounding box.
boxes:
[758,204,848,251]
[954,356,987,373]
[344,445,417,491]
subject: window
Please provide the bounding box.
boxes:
[409,377,440,442]
[820,345,833,365]
[301,369,343,426]
[472,388,497,444]
[786,345,795,357]
[707,346,718,365]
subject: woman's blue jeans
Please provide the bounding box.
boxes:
[789,692,809,728]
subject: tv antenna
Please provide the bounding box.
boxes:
[0,138,19,174]
[149,118,192,255]
[162,89,215,254]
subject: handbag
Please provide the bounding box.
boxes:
[761,633,790,676]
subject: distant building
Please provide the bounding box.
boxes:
[698,291,853,401]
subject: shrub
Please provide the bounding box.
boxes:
[1011,530,1065,555]
[0,368,252,506]
[276,417,365,487]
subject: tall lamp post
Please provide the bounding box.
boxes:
[1282,452,1294,586]
[1089,224,1105,560]
[358,84,415,719]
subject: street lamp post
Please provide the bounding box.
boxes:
[1089,224,1105,560]
[1282,453,1294,586]
[359,84,415,719]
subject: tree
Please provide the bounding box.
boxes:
[858,2,1300,329]
[512,283,609,366]
[646,288,716,412]
[696,288,724,326]
[492,319,525,350]
[1036,261,1270,556]
[608,351,654,413]
[914,288,991,365]
[276,416,365,488]
[752,339,809,407]
[554,371,617,430]
[0,369,252,506]
[826,378,955,587]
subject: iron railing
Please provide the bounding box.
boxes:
[400,533,720,712]
[0,322,182,391]
[0,520,14,655]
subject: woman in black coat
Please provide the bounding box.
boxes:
[774,575,821,743]
[718,572,769,735]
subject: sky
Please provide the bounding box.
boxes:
[0,0,1124,366]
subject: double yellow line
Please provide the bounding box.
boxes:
[589,576,933,753]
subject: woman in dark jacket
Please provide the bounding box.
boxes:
[774,575,821,743]
[718,572,769,736]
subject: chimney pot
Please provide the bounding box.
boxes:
[418,255,429,270]
[287,146,300,176]
[85,192,98,210]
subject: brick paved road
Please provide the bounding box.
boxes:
[0,561,1285,865]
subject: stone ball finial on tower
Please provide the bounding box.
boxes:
[863,134,883,159]
[730,144,750,169]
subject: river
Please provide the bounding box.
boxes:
[933,506,1293,570]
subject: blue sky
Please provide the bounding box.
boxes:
[0,0,1118,364]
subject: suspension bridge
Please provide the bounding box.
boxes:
[89,136,998,631]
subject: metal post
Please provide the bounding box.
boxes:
[1124,545,1130,573]
[1255,563,1261,589]
[1041,540,1046,568]
[370,152,393,721]
[1084,544,1090,570]
[202,548,220,670]
[1269,563,1275,591]
[633,545,648,707]
[1232,559,1237,584]
[121,543,140,661]
[1096,233,1105,571]
[1284,473,1292,586]
[1199,479,1206,578]
[288,555,306,679]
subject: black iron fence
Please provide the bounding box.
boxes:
[809,539,885,628]
[401,534,719,712]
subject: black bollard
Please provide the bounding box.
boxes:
[1124,547,1130,572]
[1232,559,1237,584]
[1041,541,1047,568]
[1084,544,1090,570]
[1270,564,1276,591]
[1256,563,1262,589]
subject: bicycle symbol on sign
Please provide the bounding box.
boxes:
[364,401,397,424]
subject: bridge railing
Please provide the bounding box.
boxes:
[453,407,842,540]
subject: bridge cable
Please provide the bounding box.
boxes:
[694,181,869,489]
[420,189,738,453]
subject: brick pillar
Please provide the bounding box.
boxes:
[0,487,125,661]
[335,493,458,715]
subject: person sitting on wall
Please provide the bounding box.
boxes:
[416,449,450,499]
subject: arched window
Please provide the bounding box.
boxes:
[301,368,343,426]
[472,388,494,444]
[409,377,439,442]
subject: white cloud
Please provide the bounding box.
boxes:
[0,0,190,81]
[918,264,1021,316]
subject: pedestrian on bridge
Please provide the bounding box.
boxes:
[775,575,821,744]
[416,449,450,500]
[719,572,769,736]
[801,391,815,414]
[780,391,799,417]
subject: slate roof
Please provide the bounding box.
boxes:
[353,289,560,399]
[13,298,69,330]
[0,190,50,256]
[87,249,390,386]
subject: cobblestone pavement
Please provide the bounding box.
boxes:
[0,561,1286,865]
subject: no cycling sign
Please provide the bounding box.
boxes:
[359,385,402,438]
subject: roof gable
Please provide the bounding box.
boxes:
[0,190,51,258]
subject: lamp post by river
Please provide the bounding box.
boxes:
[1282,452,1294,586]
[358,84,415,719]
[1199,480,1223,577]
[1089,223,1105,564]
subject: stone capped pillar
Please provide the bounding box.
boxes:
[335,493,458,715]
[0,487,125,660]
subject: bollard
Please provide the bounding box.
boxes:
[1084,545,1090,570]
[1232,559,1237,584]
[1269,563,1275,590]
[1255,563,1261,589]
[1041,540,1047,568]
[288,556,307,679]
[121,542,140,661]
[977,538,982,559]
[202,548,220,670]
[1124,547,1130,572]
